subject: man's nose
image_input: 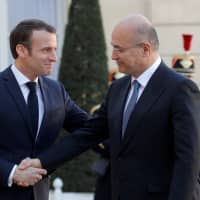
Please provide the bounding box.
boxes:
[50,50,57,62]
[112,50,118,60]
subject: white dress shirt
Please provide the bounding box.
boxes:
[124,57,161,112]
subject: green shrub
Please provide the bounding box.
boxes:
[52,0,108,192]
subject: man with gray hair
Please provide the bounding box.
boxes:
[21,14,200,200]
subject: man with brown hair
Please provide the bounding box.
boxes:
[0,19,88,200]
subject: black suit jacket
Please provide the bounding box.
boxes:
[0,67,88,200]
[39,62,200,200]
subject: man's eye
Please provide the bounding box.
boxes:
[42,48,49,52]
[114,48,122,52]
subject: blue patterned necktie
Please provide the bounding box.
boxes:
[122,80,140,137]
[26,82,39,138]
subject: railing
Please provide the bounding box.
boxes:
[49,178,94,200]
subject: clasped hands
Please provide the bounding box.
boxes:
[13,158,45,187]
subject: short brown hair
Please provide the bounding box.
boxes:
[10,19,56,59]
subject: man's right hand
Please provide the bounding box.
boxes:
[18,158,42,170]
[13,165,47,187]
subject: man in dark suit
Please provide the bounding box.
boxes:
[21,14,200,200]
[0,19,88,200]
[92,140,111,200]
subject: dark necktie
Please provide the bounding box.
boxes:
[122,80,140,137]
[26,82,39,138]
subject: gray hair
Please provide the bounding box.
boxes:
[135,20,159,50]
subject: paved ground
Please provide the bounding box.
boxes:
[49,192,94,200]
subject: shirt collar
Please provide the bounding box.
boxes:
[132,56,161,88]
[11,64,38,86]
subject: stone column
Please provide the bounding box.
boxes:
[0,0,9,70]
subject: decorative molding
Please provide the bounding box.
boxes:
[154,22,200,27]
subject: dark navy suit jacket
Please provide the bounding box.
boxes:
[39,62,200,200]
[0,67,88,200]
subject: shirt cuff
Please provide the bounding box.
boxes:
[8,165,17,187]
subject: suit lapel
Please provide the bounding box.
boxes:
[2,67,33,136]
[118,63,168,154]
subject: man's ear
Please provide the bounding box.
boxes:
[142,42,151,57]
[16,44,29,58]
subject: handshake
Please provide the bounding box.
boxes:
[13,158,46,187]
